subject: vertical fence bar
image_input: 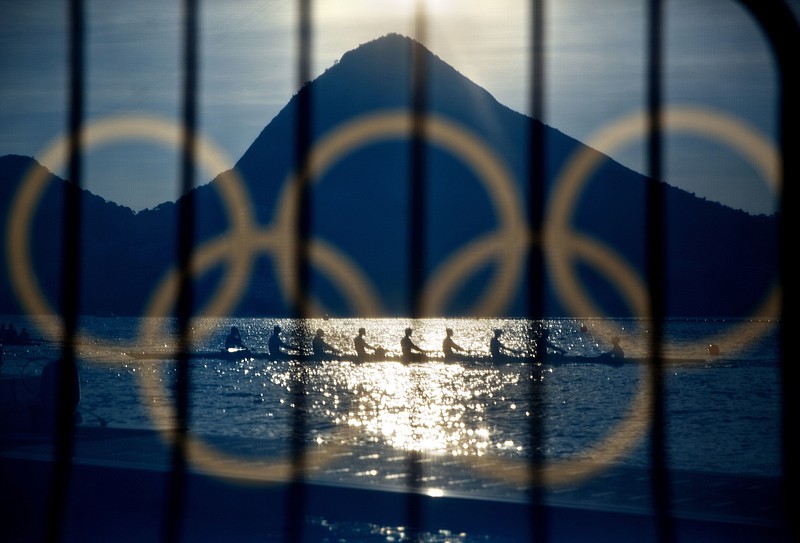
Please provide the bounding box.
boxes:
[288,0,312,541]
[409,0,429,314]
[645,0,673,541]
[527,0,548,541]
[404,3,429,539]
[44,1,84,541]
[162,0,198,541]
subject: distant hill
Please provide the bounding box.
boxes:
[0,34,778,319]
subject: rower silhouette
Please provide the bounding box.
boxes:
[224,326,245,350]
[534,328,566,359]
[401,328,427,363]
[268,325,301,359]
[312,329,342,359]
[490,329,519,364]
[354,327,383,362]
[442,328,466,360]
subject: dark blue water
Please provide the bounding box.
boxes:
[1,315,781,484]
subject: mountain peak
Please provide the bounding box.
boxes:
[338,33,427,63]
[0,31,775,318]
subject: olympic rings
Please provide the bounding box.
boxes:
[4,105,781,489]
[6,110,530,483]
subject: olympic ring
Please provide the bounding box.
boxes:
[545,106,780,358]
[5,116,255,365]
[271,111,528,317]
[462,106,782,488]
[137,110,530,481]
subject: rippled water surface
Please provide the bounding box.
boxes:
[1,316,782,480]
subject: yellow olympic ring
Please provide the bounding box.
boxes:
[5,116,255,364]
[462,106,782,489]
[270,111,528,317]
[545,106,780,357]
[137,110,530,482]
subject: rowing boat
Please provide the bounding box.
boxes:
[123,349,712,366]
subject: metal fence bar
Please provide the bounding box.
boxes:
[288,0,313,541]
[644,0,673,541]
[44,1,85,541]
[527,1,548,541]
[161,0,199,541]
[405,2,430,539]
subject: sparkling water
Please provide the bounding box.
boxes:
[0,315,781,483]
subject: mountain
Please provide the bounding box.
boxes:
[0,34,778,319]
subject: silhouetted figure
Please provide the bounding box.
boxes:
[18,327,30,344]
[534,328,566,359]
[442,328,466,360]
[489,329,520,364]
[401,328,427,363]
[354,327,382,362]
[224,326,245,350]
[268,325,300,359]
[602,337,624,359]
[312,329,342,359]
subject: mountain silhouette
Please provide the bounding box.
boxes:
[0,34,778,319]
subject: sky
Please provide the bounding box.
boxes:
[0,0,795,215]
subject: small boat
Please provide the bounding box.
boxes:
[123,349,701,367]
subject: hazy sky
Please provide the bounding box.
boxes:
[0,0,795,214]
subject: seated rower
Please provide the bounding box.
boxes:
[534,328,566,359]
[601,336,624,359]
[224,326,245,351]
[312,329,342,360]
[442,328,466,361]
[268,325,302,360]
[489,329,520,364]
[354,327,382,362]
[401,328,427,363]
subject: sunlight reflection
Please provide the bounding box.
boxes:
[269,358,527,457]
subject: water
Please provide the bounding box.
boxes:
[1,315,781,484]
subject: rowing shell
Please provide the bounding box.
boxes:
[123,349,712,367]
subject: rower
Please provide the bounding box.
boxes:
[268,325,301,359]
[312,329,342,359]
[602,337,624,359]
[224,326,245,350]
[442,328,466,360]
[534,328,566,359]
[354,327,381,362]
[489,329,519,364]
[401,328,427,363]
